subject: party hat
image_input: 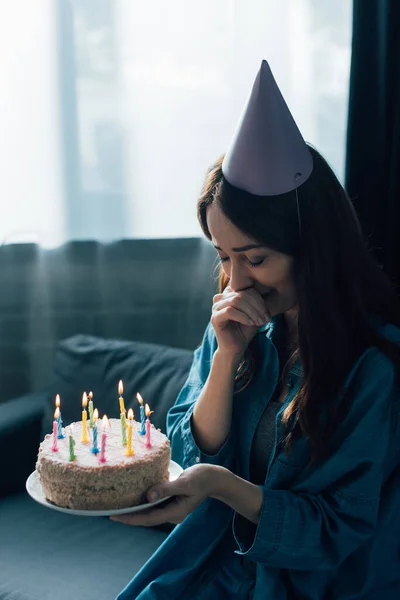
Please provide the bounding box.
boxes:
[222,60,313,196]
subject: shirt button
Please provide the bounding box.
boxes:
[195,456,200,463]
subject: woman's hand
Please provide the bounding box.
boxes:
[110,464,223,527]
[211,286,270,360]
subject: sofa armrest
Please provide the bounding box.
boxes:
[0,393,47,498]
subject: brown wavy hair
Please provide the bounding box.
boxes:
[197,147,400,458]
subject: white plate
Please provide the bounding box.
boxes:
[26,460,183,517]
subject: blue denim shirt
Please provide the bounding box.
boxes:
[117,318,400,600]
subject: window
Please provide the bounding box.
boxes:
[0,0,352,245]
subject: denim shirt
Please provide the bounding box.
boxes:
[117,318,400,600]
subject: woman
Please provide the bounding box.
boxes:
[113,61,400,599]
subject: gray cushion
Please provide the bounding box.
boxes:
[0,238,217,404]
[0,494,168,600]
[43,334,194,435]
[0,394,47,497]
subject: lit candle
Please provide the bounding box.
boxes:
[125,408,134,456]
[145,404,154,449]
[55,394,65,439]
[118,380,126,414]
[91,409,100,454]
[52,409,59,452]
[99,415,109,463]
[137,393,146,436]
[81,392,89,443]
[88,391,94,427]
[68,423,76,461]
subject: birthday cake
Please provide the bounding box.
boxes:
[36,418,171,510]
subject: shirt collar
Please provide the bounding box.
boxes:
[259,314,303,377]
[260,313,285,340]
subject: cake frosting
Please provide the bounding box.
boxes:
[36,418,171,510]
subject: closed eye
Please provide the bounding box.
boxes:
[248,259,266,267]
[218,256,267,268]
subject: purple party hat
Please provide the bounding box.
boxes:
[222,60,313,196]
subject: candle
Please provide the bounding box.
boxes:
[68,423,76,461]
[91,409,100,454]
[88,391,94,427]
[125,408,134,456]
[51,411,59,452]
[81,392,89,443]
[145,403,154,449]
[137,392,146,436]
[120,411,127,446]
[55,395,65,439]
[99,415,109,463]
[118,380,126,414]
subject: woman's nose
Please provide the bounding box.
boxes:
[229,264,253,292]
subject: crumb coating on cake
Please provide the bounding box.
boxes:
[36,419,171,509]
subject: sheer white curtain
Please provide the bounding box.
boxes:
[0,0,352,246]
[0,1,64,245]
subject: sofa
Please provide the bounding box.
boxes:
[0,238,217,600]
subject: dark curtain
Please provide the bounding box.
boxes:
[345,0,400,288]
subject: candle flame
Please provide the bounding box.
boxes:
[93,408,99,421]
[55,394,60,408]
[82,392,87,407]
[127,408,134,421]
[102,414,109,430]
[88,391,93,399]
[136,392,143,405]
[145,403,153,417]
[54,406,60,419]
[118,380,123,396]
[70,422,74,435]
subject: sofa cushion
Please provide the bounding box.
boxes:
[0,394,48,498]
[0,238,217,405]
[44,334,193,435]
[0,493,168,600]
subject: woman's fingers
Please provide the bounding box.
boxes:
[213,294,267,326]
[237,289,269,323]
[215,287,268,322]
[212,305,258,328]
[244,287,271,320]
[146,480,178,502]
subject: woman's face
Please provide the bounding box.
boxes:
[207,202,298,318]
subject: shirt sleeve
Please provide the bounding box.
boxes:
[233,347,398,570]
[166,322,235,471]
